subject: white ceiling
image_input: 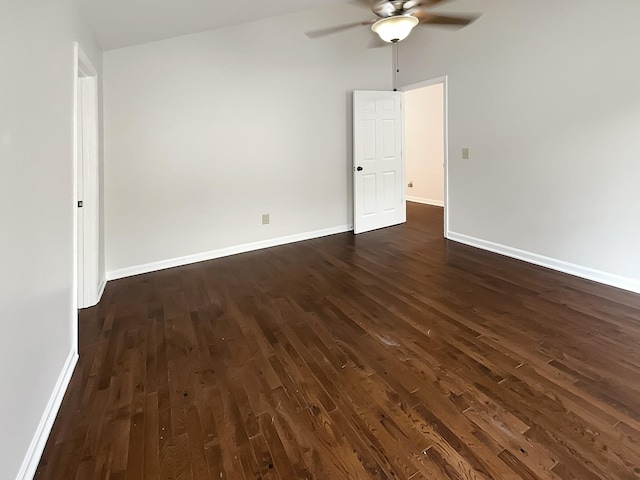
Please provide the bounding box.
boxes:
[78,0,347,51]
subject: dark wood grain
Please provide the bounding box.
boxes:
[36,203,640,479]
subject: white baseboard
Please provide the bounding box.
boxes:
[97,277,106,302]
[107,224,353,280]
[82,277,107,309]
[16,350,79,480]
[446,231,640,295]
[407,196,444,207]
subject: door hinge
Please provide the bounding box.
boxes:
[78,201,83,208]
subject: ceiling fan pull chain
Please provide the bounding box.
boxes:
[393,40,399,91]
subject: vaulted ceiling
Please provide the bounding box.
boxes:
[77,0,346,51]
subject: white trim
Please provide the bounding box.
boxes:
[77,47,97,77]
[401,93,407,223]
[447,231,640,295]
[443,78,450,235]
[107,225,352,280]
[96,277,107,304]
[407,196,444,207]
[401,75,449,236]
[401,77,448,91]
[15,350,79,480]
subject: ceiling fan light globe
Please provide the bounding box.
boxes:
[371,15,419,43]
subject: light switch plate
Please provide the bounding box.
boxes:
[462,148,470,160]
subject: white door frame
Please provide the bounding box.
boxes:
[73,43,101,349]
[400,76,449,237]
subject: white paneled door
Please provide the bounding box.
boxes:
[75,44,101,309]
[353,90,405,234]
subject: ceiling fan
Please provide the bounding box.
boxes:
[306,0,478,44]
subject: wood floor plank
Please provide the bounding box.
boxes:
[36,204,640,479]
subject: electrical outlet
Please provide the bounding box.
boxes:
[408,181,413,188]
[262,213,270,225]
[462,148,470,160]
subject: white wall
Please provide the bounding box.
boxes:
[104,8,390,276]
[0,2,102,479]
[405,83,444,206]
[399,0,640,289]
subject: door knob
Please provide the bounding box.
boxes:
[356,166,363,171]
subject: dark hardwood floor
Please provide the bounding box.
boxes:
[36,203,640,479]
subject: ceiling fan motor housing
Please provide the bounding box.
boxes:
[372,0,415,17]
[305,0,477,41]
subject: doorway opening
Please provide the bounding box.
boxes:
[73,43,101,326]
[401,77,448,235]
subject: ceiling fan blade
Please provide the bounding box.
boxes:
[305,20,372,39]
[412,12,479,27]
[349,0,389,17]
[349,0,374,9]
[352,1,457,18]
[403,0,453,8]
[411,0,454,6]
